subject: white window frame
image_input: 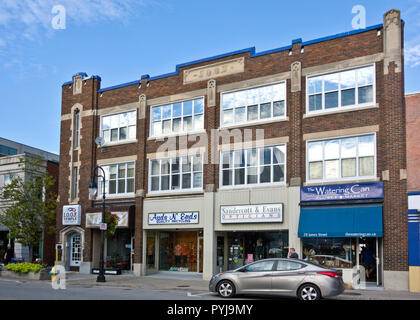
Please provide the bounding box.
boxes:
[73,110,80,149]
[97,161,135,198]
[305,133,377,183]
[148,154,203,194]
[219,144,287,190]
[305,64,376,115]
[149,97,205,138]
[220,81,287,128]
[100,110,137,146]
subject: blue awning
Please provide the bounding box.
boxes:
[298,205,383,238]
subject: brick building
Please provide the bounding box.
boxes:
[57,9,408,290]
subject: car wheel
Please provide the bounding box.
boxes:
[217,280,236,298]
[298,284,321,300]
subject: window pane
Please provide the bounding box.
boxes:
[259,86,272,104]
[110,114,119,128]
[309,161,323,180]
[247,105,258,121]
[246,149,258,167]
[127,178,134,193]
[234,150,245,168]
[194,99,204,114]
[152,121,162,136]
[193,155,202,172]
[182,156,191,172]
[118,164,126,178]
[151,160,159,175]
[183,100,193,116]
[119,127,127,140]
[152,107,161,121]
[183,116,192,131]
[308,142,323,161]
[171,174,180,190]
[340,69,356,89]
[342,158,356,177]
[161,175,169,190]
[308,76,322,94]
[171,158,180,173]
[273,146,285,164]
[341,88,355,106]
[161,160,170,175]
[260,166,271,183]
[193,172,202,188]
[273,101,285,117]
[127,163,134,177]
[118,179,126,193]
[151,177,159,191]
[162,119,171,134]
[111,128,118,141]
[358,135,375,156]
[128,111,136,125]
[272,83,285,101]
[109,165,117,179]
[222,93,234,110]
[182,173,191,188]
[245,260,275,272]
[324,73,339,92]
[128,125,136,140]
[359,156,374,176]
[222,170,233,186]
[234,168,245,185]
[247,88,259,105]
[325,160,339,179]
[109,180,117,194]
[120,113,129,126]
[309,94,322,111]
[260,148,271,165]
[222,152,233,169]
[173,103,182,117]
[341,137,357,158]
[273,165,284,182]
[260,103,271,119]
[103,130,110,142]
[324,140,339,160]
[173,118,181,132]
[235,107,246,123]
[358,86,373,104]
[102,116,111,129]
[325,91,338,109]
[194,114,204,130]
[234,90,247,108]
[247,167,258,184]
[162,105,171,119]
[223,109,233,125]
[357,66,374,86]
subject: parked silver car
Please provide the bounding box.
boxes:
[209,258,344,300]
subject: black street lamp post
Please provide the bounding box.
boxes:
[88,166,106,283]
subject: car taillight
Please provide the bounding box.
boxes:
[317,271,341,278]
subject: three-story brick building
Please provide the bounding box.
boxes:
[56,9,408,290]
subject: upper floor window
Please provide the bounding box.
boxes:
[150,98,204,137]
[98,162,135,196]
[307,134,376,182]
[221,82,286,127]
[221,145,286,188]
[101,111,136,144]
[306,65,375,114]
[73,110,80,149]
[1,173,17,187]
[71,167,78,200]
[149,154,203,193]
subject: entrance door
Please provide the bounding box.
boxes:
[198,237,203,273]
[376,238,383,286]
[69,233,81,267]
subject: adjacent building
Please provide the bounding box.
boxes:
[0,137,59,265]
[57,10,409,290]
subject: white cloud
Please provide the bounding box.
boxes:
[406,44,420,68]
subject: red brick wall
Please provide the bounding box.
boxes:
[406,92,420,192]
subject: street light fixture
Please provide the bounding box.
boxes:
[89,165,106,283]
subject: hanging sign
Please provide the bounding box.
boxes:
[62,205,81,225]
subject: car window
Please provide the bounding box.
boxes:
[245,260,275,272]
[275,260,304,271]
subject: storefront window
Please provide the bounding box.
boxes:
[105,230,132,271]
[302,238,356,269]
[146,234,156,269]
[227,231,288,270]
[158,231,201,272]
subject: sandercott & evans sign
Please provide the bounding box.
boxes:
[220,204,283,224]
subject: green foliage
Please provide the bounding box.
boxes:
[0,155,57,260]
[104,209,118,238]
[5,263,45,274]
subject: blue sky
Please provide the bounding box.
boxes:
[0,0,419,154]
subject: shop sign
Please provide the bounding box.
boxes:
[62,205,81,225]
[85,211,129,228]
[300,182,384,202]
[220,204,283,224]
[148,212,199,225]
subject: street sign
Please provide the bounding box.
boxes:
[99,223,107,231]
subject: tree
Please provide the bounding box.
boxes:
[0,155,57,262]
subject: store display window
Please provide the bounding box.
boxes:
[105,230,132,271]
